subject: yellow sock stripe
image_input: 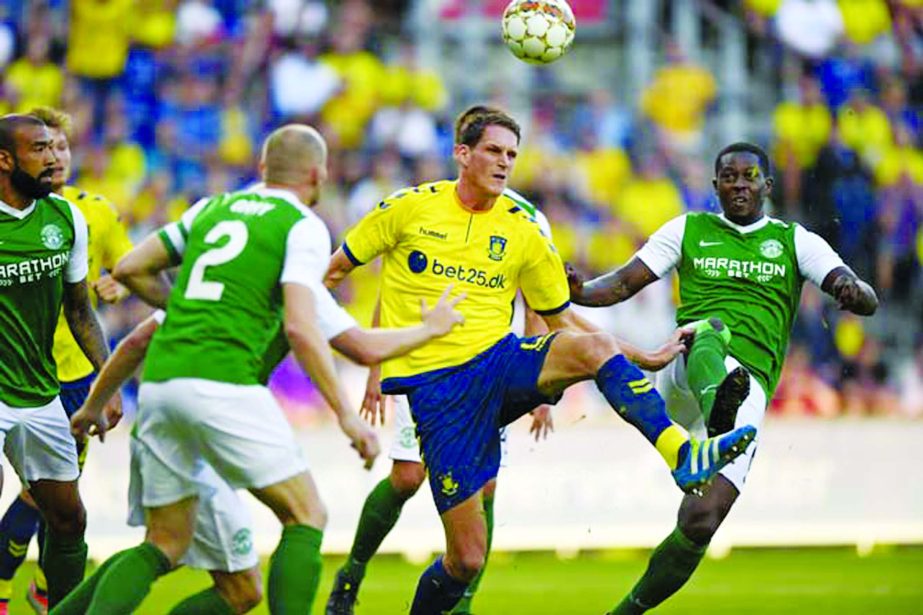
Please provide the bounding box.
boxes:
[0,578,12,600]
[629,383,654,394]
[655,424,689,469]
[711,438,720,465]
[7,541,28,557]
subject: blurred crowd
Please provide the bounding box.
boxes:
[0,0,920,419]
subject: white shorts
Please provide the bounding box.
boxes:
[135,379,309,507]
[127,437,258,572]
[388,395,509,467]
[653,355,767,492]
[0,397,79,484]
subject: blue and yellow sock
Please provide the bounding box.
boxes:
[410,557,469,615]
[596,354,689,469]
[0,495,41,602]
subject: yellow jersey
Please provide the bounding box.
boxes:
[343,180,569,386]
[52,186,133,382]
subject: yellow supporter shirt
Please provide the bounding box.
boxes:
[67,0,133,78]
[6,59,64,113]
[343,180,570,385]
[52,186,133,382]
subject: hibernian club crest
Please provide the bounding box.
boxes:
[40,224,64,250]
[760,239,783,259]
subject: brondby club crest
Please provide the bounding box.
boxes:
[488,235,507,261]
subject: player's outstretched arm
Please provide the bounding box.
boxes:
[113,233,173,308]
[330,285,466,366]
[283,282,380,468]
[71,314,160,441]
[567,257,659,307]
[822,267,879,316]
[324,248,356,289]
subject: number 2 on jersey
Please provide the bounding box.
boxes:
[185,220,248,301]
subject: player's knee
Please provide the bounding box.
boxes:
[389,463,425,498]
[578,332,621,373]
[677,507,722,546]
[285,500,327,529]
[215,568,263,614]
[446,547,485,583]
[43,501,86,538]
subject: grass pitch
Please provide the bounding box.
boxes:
[10,546,922,614]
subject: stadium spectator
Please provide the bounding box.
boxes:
[771,344,840,417]
[5,34,64,113]
[66,0,133,142]
[837,0,892,45]
[269,36,341,120]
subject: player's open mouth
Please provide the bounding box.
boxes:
[731,195,749,205]
[493,174,507,181]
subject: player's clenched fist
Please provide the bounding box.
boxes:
[340,412,381,469]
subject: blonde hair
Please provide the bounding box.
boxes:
[29,106,74,137]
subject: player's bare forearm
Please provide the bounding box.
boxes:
[324,249,356,289]
[83,316,159,414]
[113,234,173,308]
[822,267,879,316]
[567,257,658,307]
[284,283,353,418]
[63,280,110,371]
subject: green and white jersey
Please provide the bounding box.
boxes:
[143,186,332,385]
[504,188,552,238]
[0,195,89,407]
[635,212,845,397]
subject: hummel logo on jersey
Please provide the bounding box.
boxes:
[699,240,723,247]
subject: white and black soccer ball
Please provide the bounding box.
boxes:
[501,0,576,65]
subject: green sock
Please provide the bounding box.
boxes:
[42,528,88,608]
[268,524,323,614]
[686,320,731,423]
[169,587,235,615]
[610,527,707,614]
[49,550,129,615]
[451,494,495,614]
[85,542,171,614]
[341,478,407,583]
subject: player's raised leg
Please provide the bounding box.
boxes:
[534,328,755,494]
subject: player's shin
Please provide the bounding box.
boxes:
[685,319,731,423]
[595,355,688,469]
[42,527,88,608]
[47,549,130,615]
[268,524,323,614]
[609,527,707,615]
[450,494,495,614]
[410,557,469,615]
[168,587,235,615]
[344,477,407,582]
[83,542,170,614]
[0,496,42,602]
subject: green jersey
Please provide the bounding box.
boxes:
[0,195,89,407]
[636,212,845,396]
[143,186,332,385]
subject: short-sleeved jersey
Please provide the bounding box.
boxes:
[0,194,89,407]
[143,186,331,386]
[636,212,845,396]
[52,186,133,382]
[343,180,569,388]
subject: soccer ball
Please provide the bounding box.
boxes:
[501,0,576,65]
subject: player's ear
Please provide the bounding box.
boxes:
[453,143,470,168]
[763,175,774,195]
[0,149,12,173]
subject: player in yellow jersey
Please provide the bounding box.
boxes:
[0,107,132,615]
[324,105,759,614]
